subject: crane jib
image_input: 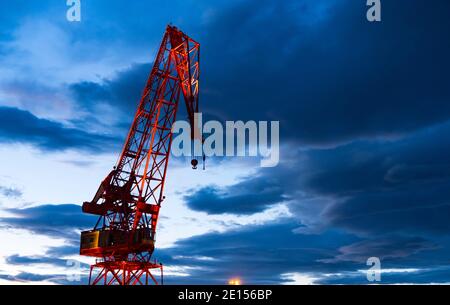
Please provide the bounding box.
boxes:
[80,25,201,285]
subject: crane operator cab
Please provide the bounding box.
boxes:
[80,227,155,257]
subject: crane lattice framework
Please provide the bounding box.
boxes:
[79,25,200,285]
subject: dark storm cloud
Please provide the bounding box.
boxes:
[318,265,450,285]
[0,272,53,282]
[0,205,91,284]
[198,0,450,145]
[1,203,447,285]
[321,235,437,264]
[0,204,96,241]
[45,244,81,257]
[156,222,361,284]
[0,106,119,152]
[66,0,450,146]
[6,254,66,266]
[301,121,450,236]
[2,0,448,148]
[69,63,151,114]
[0,204,92,284]
[6,254,89,269]
[191,121,450,236]
[155,221,450,284]
[183,174,286,215]
[0,272,87,285]
[180,120,450,279]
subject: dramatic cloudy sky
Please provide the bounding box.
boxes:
[1,0,450,284]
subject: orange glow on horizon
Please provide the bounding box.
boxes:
[228,278,241,285]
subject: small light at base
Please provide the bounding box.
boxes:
[228,278,241,285]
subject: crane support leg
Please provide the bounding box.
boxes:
[88,260,163,285]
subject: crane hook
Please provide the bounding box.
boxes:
[191,158,198,169]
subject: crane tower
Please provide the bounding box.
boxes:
[79,25,201,285]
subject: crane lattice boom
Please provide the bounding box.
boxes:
[79,25,200,285]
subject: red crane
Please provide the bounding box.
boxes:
[79,25,201,285]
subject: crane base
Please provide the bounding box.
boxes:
[88,260,163,285]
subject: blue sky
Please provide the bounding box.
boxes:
[0,0,450,284]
